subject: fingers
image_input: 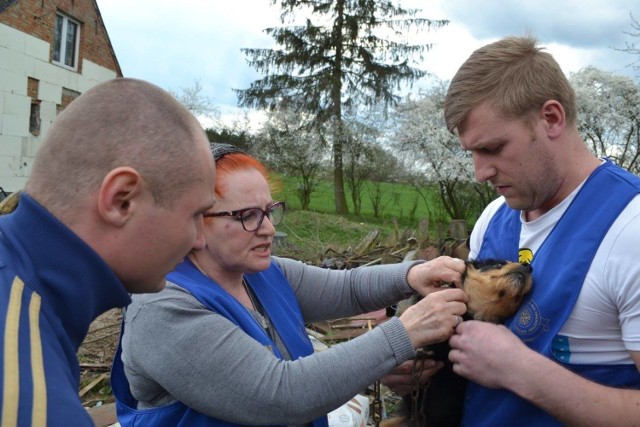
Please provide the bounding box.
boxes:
[416,287,468,315]
[400,288,469,348]
[431,287,469,310]
[437,256,466,289]
[385,359,442,379]
[407,256,466,295]
[437,255,466,269]
[443,287,469,305]
[381,359,444,396]
[441,256,466,286]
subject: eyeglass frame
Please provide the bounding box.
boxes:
[203,201,286,232]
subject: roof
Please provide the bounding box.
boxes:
[91,0,123,77]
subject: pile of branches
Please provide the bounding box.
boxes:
[319,218,469,270]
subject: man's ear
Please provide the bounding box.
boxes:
[97,167,144,227]
[540,100,565,139]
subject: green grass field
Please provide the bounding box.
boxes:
[272,174,448,224]
[270,174,464,262]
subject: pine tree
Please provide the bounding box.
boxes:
[236,0,447,214]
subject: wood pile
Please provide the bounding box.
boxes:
[310,218,469,343]
[320,218,468,269]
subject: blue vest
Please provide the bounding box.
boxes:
[112,259,329,427]
[464,160,640,426]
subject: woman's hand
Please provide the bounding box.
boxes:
[399,287,468,348]
[381,359,444,396]
[406,256,466,296]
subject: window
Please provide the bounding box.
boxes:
[53,13,80,70]
[28,78,40,136]
[57,88,81,115]
[30,102,41,136]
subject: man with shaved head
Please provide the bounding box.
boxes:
[0,78,215,426]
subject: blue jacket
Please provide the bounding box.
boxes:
[464,160,640,426]
[0,193,130,426]
[113,259,329,427]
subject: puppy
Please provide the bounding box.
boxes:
[383,259,533,427]
[462,259,533,323]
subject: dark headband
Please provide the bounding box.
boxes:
[211,143,245,161]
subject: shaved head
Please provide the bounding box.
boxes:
[26,78,208,218]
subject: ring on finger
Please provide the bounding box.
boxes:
[454,315,463,327]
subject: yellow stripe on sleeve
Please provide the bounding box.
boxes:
[29,292,46,427]
[2,277,24,427]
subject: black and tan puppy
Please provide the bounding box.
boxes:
[462,259,533,323]
[384,259,533,427]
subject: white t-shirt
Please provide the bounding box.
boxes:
[469,185,640,365]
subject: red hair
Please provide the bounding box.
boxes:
[214,153,273,198]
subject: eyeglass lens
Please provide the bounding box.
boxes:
[241,204,284,231]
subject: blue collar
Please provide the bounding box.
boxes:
[0,193,131,350]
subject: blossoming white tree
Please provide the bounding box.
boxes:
[570,66,640,174]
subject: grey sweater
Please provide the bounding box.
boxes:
[120,256,420,425]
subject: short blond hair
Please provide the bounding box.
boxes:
[444,35,577,133]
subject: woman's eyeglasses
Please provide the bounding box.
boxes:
[203,202,286,232]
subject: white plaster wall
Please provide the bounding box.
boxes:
[0,23,118,193]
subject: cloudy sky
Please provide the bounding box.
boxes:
[96,0,639,118]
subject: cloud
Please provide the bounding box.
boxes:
[97,0,640,116]
[98,0,278,107]
[438,0,636,48]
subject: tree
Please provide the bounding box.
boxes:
[615,12,640,78]
[343,124,375,215]
[205,112,256,154]
[391,79,495,222]
[236,0,448,214]
[170,79,219,124]
[571,66,640,174]
[254,109,327,210]
[342,113,397,215]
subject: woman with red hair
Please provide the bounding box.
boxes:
[111,143,467,427]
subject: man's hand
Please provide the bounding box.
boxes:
[449,320,528,388]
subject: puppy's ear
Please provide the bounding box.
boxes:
[465,261,482,274]
[461,261,474,287]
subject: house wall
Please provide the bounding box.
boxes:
[0,0,122,192]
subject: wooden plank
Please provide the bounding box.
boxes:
[86,402,118,426]
[309,309,391,341]
[79,373,108,398]
[321,328,369,340]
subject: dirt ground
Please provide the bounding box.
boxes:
[78,308,122,409]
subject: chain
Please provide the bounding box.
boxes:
[371,380,382,426]
[408,348,433,427]
[368,319,383,426]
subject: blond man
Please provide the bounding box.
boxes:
[445,36,640,426]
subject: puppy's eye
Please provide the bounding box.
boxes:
[498,290,506,298]
[479,262,505,272]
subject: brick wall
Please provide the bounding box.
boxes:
[0,0,121,191]
[0,0,122,75]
